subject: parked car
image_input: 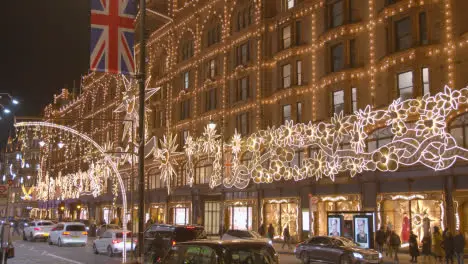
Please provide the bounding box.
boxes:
[160,240,279,264]
[222,229,272,244]
[48,222,87,247]
[23,220,55,241]
[96,224,120,237]
[92,229,137,257]
[140,224,207,258]
[295,236,382,264]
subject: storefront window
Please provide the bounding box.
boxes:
[103,208,111,225]
[174,207,190,225]
[316,199,360,236]
[204,202,220,235]
[229,206,252,230]
[150,206,165,224]
[264,200,299,239]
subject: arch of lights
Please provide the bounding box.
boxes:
[185,86,468,189]
[14,122,130,263]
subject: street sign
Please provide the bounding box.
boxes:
[0,185,7,199]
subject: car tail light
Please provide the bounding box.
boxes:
[82,232,88,235]
[34,227,41,231]
[62,232,70,235]
[112,239,122,244]
[171,240,176,246]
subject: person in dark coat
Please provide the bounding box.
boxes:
[390,230,401,264]
[258,223,265,237]
[148,233,165,262]
[282,225,292,250]
[443,229,454,264]
[267,224,275,240]
[453,230,465,264]
[409,231,419,263]
[375,226,386,254]
[421,233,432,263]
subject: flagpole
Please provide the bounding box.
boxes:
[137,0,146,262]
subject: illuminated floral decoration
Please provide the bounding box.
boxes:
[186,86,468,189]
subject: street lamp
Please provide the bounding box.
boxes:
[208,120,217,130]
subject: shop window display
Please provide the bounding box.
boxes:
[174,207,190,225]
[227,206,253,230]
[381,199,442,243]
[263,200,298,239]
[316,200,360,236]
[150,206,165,224]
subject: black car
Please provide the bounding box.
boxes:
[295,236,382,264]
[139,224,207,260]
[160,240,279,264]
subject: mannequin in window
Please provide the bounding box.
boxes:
[401,212,410,243]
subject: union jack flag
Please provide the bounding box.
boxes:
[90,0,136,75]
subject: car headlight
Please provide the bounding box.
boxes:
[268,240,272,245]
[379,252,383,259]
[353,252,364,259]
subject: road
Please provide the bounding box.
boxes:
[9,239,302,264]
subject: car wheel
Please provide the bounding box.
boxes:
[22,232,26,241]
[58,238,63,247]
[340,254,353,264]
[107,246,114,257]
[93,243,99,254]
[300,252,309,264]
[47,237,52,245]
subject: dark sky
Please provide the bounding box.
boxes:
[0,1,89,147]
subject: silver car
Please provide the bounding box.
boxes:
[93,229,136,257]
[48,222,88,247]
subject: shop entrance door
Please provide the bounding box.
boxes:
[204,202,220,235]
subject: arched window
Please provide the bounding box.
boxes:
[449,112,468,148]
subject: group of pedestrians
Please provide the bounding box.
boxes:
[375,226,465,264]
[258,223,293,250]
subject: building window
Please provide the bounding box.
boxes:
[180,100,190,120]
[205,88,217,111]
[236,112,249,136]
[282,25,292,49]
[236,42,249,66]
[295,21,302,45]
[350,39,357,67]
[154,110,164,128]
[351,87,357,112]
[237,5,253,31]
[183,71,190,89]
[397,71,413,100]
[419,12,428,45]
[282,64,291,89]
[422,67,430,96]
[236,77,249,101]
[385,0,400,6]
[395,17,412,51]
[331,43,344,72]
[208,59,216,78]
[286,0,295,9]
[182,130,189,145]
[195,163,212,185]
[207,24,221,47]
[282,105,292,124]
[332,90,344,114]
[297,102,302,123]
[330,0,344,28]
[182,40,194,61]
[296,60,303,86]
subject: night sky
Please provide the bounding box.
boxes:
[0,1,90,147]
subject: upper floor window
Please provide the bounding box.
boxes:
[449,113,468,148]
[207,24,221,47]
[181,39,194,61]
[282,25,292,49]
[332,90,344,114]
[205,88,217,112]
[282,105,292,124]
[236,76,250,102]
[297,102,302,123]
[208,59,216,78]
[385,0,401,6]
[183,71,190,89]
[296,60,303,86]
[236,5,253,31]
[236,112,250,136]
[180,99,190,120]
[282,64,292,88]
[153,110,165,128]
[284,0,295,10]
[330,0,344,28]
[395,17,412,51]
[295,21,302,45]
[422,67,430,96]
[236,42,250,66]
[367,126,393,152]
[419,12,428,45]
[327,0,358,28]
[331,43,344,72]
[397,71,413,100]
[351,87,358,112]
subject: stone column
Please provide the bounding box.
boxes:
[445,175,455,232]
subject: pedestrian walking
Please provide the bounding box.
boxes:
[375,226,386,254]
[12,221,20,236]
[267,223,275,241]
[422,234,433,264]
[258,223,265,237]
[282,225,292,250]
[409,231,419,263]
[433,226,444,264]
[390,230,401,264]
[386,226,393,257]
[453,230,465,264]
[443,229,454,264]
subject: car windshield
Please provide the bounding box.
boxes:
[66,225,85,231]
[38,222,53,226]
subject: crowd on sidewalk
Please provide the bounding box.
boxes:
[375,225,465,264]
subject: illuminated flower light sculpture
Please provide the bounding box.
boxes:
[186,86,468,189]
[154,134,181,194]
